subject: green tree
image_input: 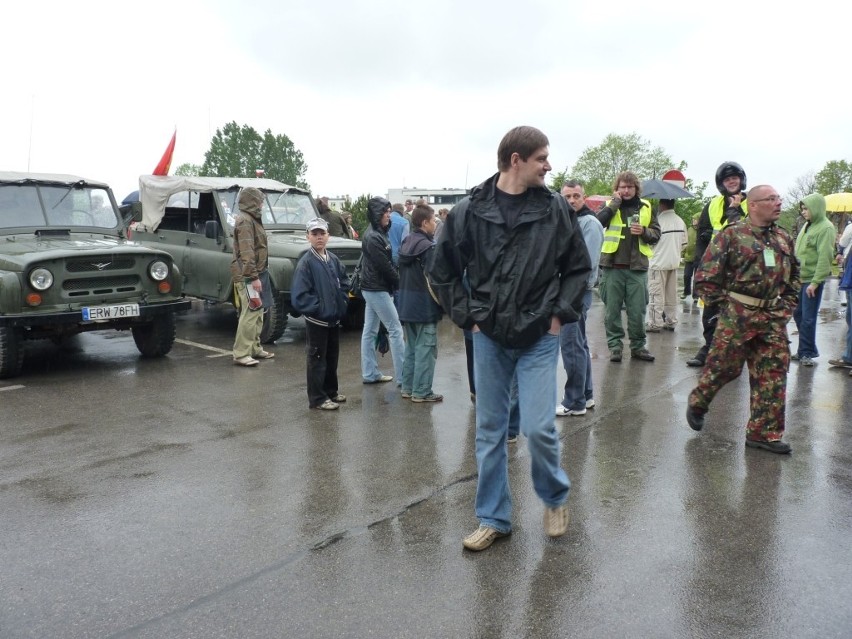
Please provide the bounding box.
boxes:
[200,121,310,189]
[174,162,202,176]
[814,160,852,195]
[567,132,674,193]
[343,194,371,237]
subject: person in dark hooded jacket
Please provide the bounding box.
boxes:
[360,196,406,384]
[398,204,444,402]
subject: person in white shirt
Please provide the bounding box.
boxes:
[646,199,687,331]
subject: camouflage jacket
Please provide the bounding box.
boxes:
[695,221,800,313]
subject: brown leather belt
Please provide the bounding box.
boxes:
[728,291,778,308]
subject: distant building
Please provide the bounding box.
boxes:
[386,187,469,208]
[326,196,348,211]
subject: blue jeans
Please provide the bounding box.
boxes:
[361,290,405,383]
[472,331,570,533]
[845,290,852,361]
[401,322,437,398]
[559,290,593,411]
[793,283,824,358]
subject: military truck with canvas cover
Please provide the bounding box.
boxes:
[0,171,191,378]
[126,175,362,343]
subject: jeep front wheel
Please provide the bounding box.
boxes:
[0,326,24,379]
[132,314,177,357]
[260,293,288,344]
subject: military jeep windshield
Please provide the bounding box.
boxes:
[0,182,119,230]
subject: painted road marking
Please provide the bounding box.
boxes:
[0,385,25,392]
[175,338,233,358]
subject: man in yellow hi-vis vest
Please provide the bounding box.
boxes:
[597,171,661,362]
[686,161,748,367]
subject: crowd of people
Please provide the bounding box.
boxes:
[227,125,850,552]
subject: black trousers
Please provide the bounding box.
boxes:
[305,321,340,407]
[683,261,695,296]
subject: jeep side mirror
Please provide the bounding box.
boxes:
[204,220,223,244]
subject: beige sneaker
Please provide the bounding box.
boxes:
[233,356,259,366]
[462,525,509,551]
[543,503,569,537]
[254,350,275,359]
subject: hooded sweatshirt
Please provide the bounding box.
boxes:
[361,196,399,292]
[230,187,268,283]
[795,193,836,286]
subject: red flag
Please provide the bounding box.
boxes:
[152,130,176,175]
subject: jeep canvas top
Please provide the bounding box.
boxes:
[128,175,362,343]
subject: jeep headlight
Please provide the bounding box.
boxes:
[148,260,170,281]
[29,268,54,290]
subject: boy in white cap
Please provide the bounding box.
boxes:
[291,218,351,409]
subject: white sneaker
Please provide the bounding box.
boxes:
[586,399,596,409]
[555,405,569,416]
[567,408,587,416]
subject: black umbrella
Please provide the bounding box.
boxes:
[641,179,695,199]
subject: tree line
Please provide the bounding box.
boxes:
[176,124,852,236]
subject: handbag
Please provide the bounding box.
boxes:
[348,254,364,299]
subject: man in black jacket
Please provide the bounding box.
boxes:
[430,125,591,551]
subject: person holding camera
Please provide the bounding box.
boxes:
[596,171,661,362]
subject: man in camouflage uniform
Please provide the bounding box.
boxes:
[685,185,800,454]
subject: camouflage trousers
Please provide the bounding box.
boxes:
[688,302,791,440]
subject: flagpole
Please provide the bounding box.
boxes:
[27,95,35,171]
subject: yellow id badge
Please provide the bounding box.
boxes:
[763,248,776,268]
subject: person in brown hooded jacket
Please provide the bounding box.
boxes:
[230,187,275,366]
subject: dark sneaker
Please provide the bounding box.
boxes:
[686,405,705,431]
[686,356,705,367]
[463,525,510,551]
[631,348,655,362]
[610,350,623,362]
[828,358,852,368]
[745,438,792,454]
[543,503,570,537]
[411,393,443,403]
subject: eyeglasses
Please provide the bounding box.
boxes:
[752,195,782,203]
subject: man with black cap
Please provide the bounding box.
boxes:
[687,162,748,367]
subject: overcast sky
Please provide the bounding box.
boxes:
[2,0,849,202]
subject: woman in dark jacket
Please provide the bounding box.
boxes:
[398,204,443,401]
[360,197,405,384]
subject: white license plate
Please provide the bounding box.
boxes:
[82,303,140,321]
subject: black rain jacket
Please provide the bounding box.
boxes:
[429,173,591,349]
[361,197,399,292]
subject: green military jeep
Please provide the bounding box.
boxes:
[126,175,362,343]
[0,171,191,378]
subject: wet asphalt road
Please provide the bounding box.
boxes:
[2,280,851,638]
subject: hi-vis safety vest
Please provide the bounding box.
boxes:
[708,195,748,233]
[601,199,653,257]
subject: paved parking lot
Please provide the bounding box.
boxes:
[2,286,851,638]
